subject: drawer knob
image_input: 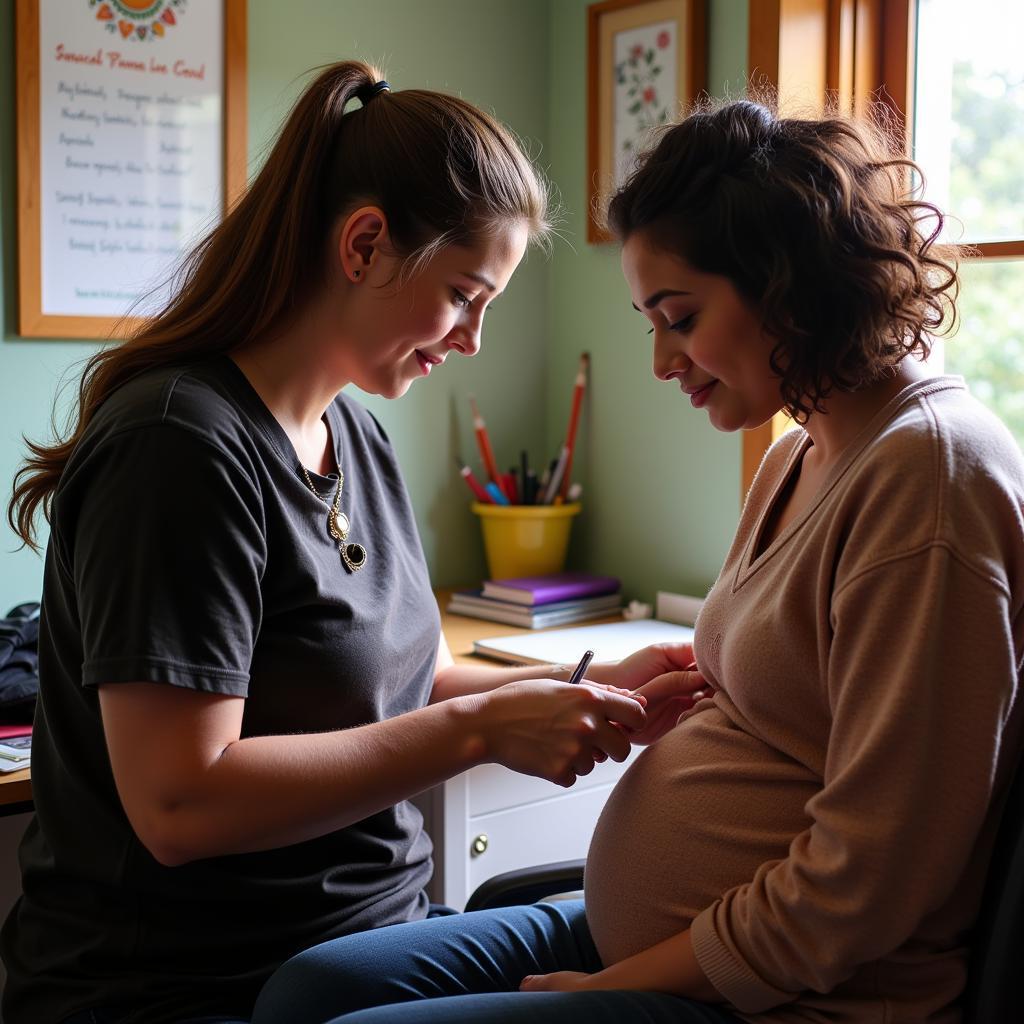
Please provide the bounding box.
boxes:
[470,833,489,857]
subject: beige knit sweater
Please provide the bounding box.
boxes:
[585,377,1024,1023]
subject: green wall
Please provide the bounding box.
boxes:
[544,0,748,599]
[0,10,98,611]
[0,0,748,612]
[0,0,552,609]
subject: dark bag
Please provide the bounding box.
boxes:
[0,602,41,723]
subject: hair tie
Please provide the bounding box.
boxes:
[356,80,390,104]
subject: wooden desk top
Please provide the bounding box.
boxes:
[436,589,624,663]
[0,590,622,810]
[0,766,31,809]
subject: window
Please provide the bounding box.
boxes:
[913,0,1024,449]
[743,0,1023,496]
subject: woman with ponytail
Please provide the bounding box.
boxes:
[1,61,706,1024]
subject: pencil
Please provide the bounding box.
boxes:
[560,352,589,501]
[455,457,494,503]
[469,395,505,496]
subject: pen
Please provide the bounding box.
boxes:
[455,457,494,503]
[566,649,595,685]
[524,468,538,505]
[538,460,554,496]
[542,445,570,505]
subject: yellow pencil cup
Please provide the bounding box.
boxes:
[472,502,582,580]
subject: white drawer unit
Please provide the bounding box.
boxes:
[415,747,641,910]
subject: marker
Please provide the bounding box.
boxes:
[524,468,539,505]
[567,649,595,685]
[484,481,511,505]
[455,457,493,503]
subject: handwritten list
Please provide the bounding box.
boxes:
[39,1,224,318]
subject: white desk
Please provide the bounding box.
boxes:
[419,591,638,909]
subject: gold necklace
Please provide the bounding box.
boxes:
[300,462,367,573]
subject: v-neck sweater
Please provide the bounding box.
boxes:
[584,376,1024,1023]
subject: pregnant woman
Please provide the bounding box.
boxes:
[250,98,1024,1024]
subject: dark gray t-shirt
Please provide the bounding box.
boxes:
[1,357,440,1024]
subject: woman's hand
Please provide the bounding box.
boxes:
[470,680,646,787]
[599,643,711,746]
[523,928,720,1001]
[520,971,593,992]
[598,642,696,691]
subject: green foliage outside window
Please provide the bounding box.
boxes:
[941,62,1024,450]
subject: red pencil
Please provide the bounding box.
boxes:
[560,352,589,500]
[469,396,506,496]
[455,458,494,503]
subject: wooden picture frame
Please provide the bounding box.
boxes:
[587,0,706,243]
[15,0,248,339]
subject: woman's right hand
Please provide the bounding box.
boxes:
[467,680,646,787]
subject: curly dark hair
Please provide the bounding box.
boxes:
[606,98,959,423]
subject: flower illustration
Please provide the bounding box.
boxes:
[89,0,186,41]
[615,27,673,164]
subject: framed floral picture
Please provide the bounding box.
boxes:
[587,0,706,243]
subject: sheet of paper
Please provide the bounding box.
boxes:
[473,618,694,665]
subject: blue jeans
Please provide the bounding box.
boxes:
[251,900,742,1024]
[58,906,460,1024]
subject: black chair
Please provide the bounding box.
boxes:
[961,750,1024,1023]
[465,858,585,913]
[465,754,1024,1024]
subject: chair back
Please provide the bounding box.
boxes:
[962,745,1024,1023]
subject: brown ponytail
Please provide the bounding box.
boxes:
[10,60,551,550]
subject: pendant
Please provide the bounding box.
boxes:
[340,541,367,572]
[328,509,350,541]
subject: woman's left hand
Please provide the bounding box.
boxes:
[520,971,593,992]
[598,642,698,692]
[597,644,711,746]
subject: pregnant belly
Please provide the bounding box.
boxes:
[584,702,820,967]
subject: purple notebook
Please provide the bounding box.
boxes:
[481,572,621,607]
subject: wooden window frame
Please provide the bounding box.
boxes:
[742,0,1023,497]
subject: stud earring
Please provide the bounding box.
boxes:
[353,270,361,279]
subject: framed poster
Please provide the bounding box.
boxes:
[587,0,706,243]
[15,0,247,338]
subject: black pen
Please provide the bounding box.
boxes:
[566,649,595,685]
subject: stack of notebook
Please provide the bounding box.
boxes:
[447,572,622,629]
[0,726,31,774]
